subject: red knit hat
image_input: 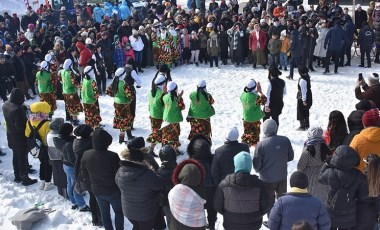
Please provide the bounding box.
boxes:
[362,109,380,127]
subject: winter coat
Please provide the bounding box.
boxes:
[54,135,76,167]
[267,77,285,116]
[324,24,345,51]
[318,145,368,228]
[76,42,92,67]
[211,141,250,185]
[343,20,356,46]
[46,131,67,188]
[314,26,328,57]
[115,160,163,221]
[297,143,330,201]
[214,173,271,230]
[279,37,290,53]
[350,127,380,173]
[289,29,303,57]
[113,46,126,68]
[219,31,229,59]
[2,89,27,149]
[355,83,380,108]
[249,30,267,52]
[81,130,120,196]
[374,21,380,46]
[358,25,375,51]
[190,38,201,50]
[268,191,331,230]
[11,55,26,82]
[268,38,281,55]
[96,38,113,58]
[343,110,365,145]
[73,137,93,191]
[157,154,176,206]
[355,10,368,29]
[207,36,219,57]
[129,35,144,52]
[253,120,294,183]
[92,6,104,23]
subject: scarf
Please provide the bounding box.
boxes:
[168,184,207,228]
[289,187,308,193]
[29,112,49,121]
[305,136,325,147]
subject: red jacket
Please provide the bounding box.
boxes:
[249,30,267,52]
[76,42,92,67]
[273,6,286,18]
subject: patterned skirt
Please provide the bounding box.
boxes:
[241,121,261,147]
[153,47,160,65]
[113,103,134,131]
[63,93,83,116]
[161,123,181,149]
[146,117,163,144]
[83,102,102,128]
[40,92,57,112]
[188,118,212,143]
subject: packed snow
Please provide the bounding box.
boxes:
[0,57,374,229]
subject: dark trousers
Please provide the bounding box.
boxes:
[16,81,31,99]
[340,42,352,65]
[301,47,310,66]
[129,218,155,230]
[38,147,52,182]
[263,113,279,127]
[96,69,107,94]
[11,146,28,179]
[205,187,217,228]
[104,55,114,79]
[199,48,208,63]
[308,46,316,69]
[89,192,102,225]
[289,56,301,77]
[376,44,380,61]
[360,49,371,67]
[163,205,173,226]
[325,49,340,72]
[263,179,287,216]
[95,190,124,230]
[134,51,143,71]
[269,54,279,65]
[209,56,218,67]
[0,79,7,101]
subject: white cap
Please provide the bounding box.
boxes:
[154,74,166,85]
[280,30,287,36]
[85,38,92,45]
[132,29,138,36]
[260,19,265,23]
[197,80,206,88]
[368,73,379,86]
[167,81,177,92]
[356,4,361,9]
[226,127,239,141]
[45,54,52,62]
[247,79,257,90]
[81,31,88,37]
[40,61,49,70]
[153,19,159,24]
[84,66,95,79]
[115,67,126,79]
[195,9,200,14]
[207,22,213,28]
[63,59,72,70]
[138,25,145,31]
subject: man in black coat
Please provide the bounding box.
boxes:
[324,18,345,74]
[12,46,32,100]
[286,24,303,80]
[354,5,368,30]
[81,129,123,230]
[358,21,375,68]
[0,52,15,102]
[2,89,37,186]
[211,127,250,185]
[96,32,114,79]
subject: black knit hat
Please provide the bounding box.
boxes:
[59,123,73,137]
[127,137,145,149]
[121,147,145,162]
[355,99,372,111]
[290,171,309,189]
[73,124,93,138]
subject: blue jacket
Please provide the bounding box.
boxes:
[289,29,303,57]
[343,20,356,45]
[113,5,121,19]
[119,0,131,20]
[324,24,345,51]
[269,192,331,230]
[358,25,375,51]
[93,6,104,23]
[104,2,113,18]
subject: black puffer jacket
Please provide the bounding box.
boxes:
[211,141,250,185]
[157,145,177,206]
[115,160,162,221]
[73,137,92,178]
[343,110,364,145]
[54,135,76,166]
[2,89,28,149]
[318,145,368,228]
[214,173,271,230]
[81,129,120,196]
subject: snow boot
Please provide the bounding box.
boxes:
[22,177,38,186]
[118,134,125,144]
[43,182,54,191]
[39,180,45,190]
[296,120,306,131]
[126,130,135,140]
[80,206,91,212]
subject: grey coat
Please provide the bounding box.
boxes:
[314,26,328,57]
[297,144,329,202]
[253,120,294,183]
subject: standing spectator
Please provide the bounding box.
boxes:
[214,151,271,230]
[129,30,144,72]
[0,52,15,102]
[341,16,355,67]
[343,109,365,145]
[297,126,331,201]
[116,146,163,229]
[76,42,92,73]
[358,21,375,68]
[278,30,290,71]
[305,20,318,71]
[355,73,380,108]
[209,0,219,13]
[97,31,114,79]
[228,22,244,67]
[314,20,328,68]
[324,18,345,74]
[373,3,380,63]
[323,110,348,152]
[269,171,331,230]
[286,24,303,80]
[249,24,267,69]
[198,30,208,65]
[207,31,219,68]
[318,145,368,229]
[268,34,281,65]
[211,127,250,185]
[189,31,200,66]
[253,119,294,217]
[2,89,37,186]
[81,129,123,230]
[355,4,368,30]
[219,25,229,65]
[296,66,313,131]
[12,46,32,100]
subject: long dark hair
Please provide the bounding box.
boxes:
[169,86,178,102]
[307,142,331,161]
[366,154,380,197]
[196,86,208,101]
[327,110,348,149]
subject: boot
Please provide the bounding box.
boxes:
[39,180,45,190]
[126,130,135,140]
[43,182,54,191]
[21,177,38,186]
[323,69,330,74]
[305,118,310,130]
[253,63,256,69]
[118,134,125,144]
[296,120,306,131]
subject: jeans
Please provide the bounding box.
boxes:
[279,52,288,68]
[95,190,124,230]
[63,165,86,208]
[191,50,200,63]
[209,56,218,67]
[269,54,279,65]
[134,50,143,70]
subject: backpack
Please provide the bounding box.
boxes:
[10,207,54,230]
[329,172,357,215]
[27,120,48,158]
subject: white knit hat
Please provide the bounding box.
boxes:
[44,54,52,62]
[197,80,206,88]
[280,30,287,36]
[167,81,177,92]
[260,19,265,23]
[40,61,49,71]
[226,127,239,141]
[154,74,166,85]
[356,4,361,9]
[246,79,257,90]
[85,38,92,45]
[368,73,379,86]
[63,59,72,70]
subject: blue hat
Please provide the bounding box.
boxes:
[234,151,252,173]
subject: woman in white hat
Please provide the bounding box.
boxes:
[81,66,102,128]
[36,60,56,117]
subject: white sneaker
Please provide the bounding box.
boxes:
[43,182,54,191]
[39,180,45,190]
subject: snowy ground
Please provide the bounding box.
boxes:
[0,55,376,229]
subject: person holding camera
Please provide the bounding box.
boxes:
[355,73,380,108]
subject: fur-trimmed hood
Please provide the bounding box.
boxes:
[172,159,205,187]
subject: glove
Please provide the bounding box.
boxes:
[136,85,141,88]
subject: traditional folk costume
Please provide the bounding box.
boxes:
[61,59,83,125]
[81,66,102,128]
[169,25,181,64]
[124,58,142,130]
[107,67,135,144]
[147,74,167,147]
[296,66,313,131]
[162,81,185,150]
[36,61,56,116]
[153,25,174,68]
[187,80,215,142]
[240,79,267,147]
